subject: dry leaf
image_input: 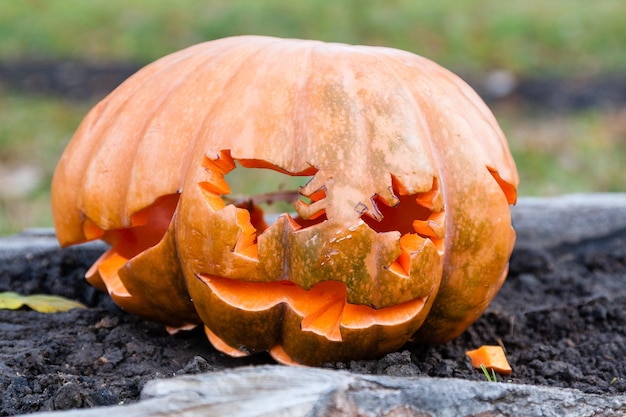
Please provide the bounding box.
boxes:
[0,291,86,313]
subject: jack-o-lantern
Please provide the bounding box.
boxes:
[51,36,518,366]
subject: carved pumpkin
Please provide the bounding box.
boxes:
[51,36,518,365]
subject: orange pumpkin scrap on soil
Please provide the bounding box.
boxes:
[51,36,518,366]
[466,345,513,375]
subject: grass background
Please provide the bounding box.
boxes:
[1,0,625,235]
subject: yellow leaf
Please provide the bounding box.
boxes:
[0,292,25,309]
[0,291,86,313]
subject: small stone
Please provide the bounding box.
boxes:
[53,382,83,410]
[180,356,212,374]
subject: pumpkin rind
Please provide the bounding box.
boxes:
[51,36,518,365]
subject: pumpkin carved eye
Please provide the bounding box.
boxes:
[51,36,518,365]
[197,150,445,259]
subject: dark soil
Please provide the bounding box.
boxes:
[1,227,625,416]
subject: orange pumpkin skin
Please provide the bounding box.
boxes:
[51,36,518,365]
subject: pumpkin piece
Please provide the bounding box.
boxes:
[466,345,513,375]
[51,36,518,366]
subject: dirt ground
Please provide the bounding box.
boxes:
[1,224,625,416]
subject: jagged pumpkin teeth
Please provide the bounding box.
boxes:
[389,234,428,277]
[306,187,326,202]
[51,36,518,366]
[412,212,446,239]
[88,250,130,297]
[390,175,410,196]
[200,188,227,212]
[202,151,236,174]
[415,179,443,212]
[233,209,259,259]
[293,198,326,220]
[198,175,231,195]
[199,155,234,195]
[298,173,327,198]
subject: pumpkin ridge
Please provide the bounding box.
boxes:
[400,56,518,199]
[360,49,440,197]
[370,57,449,260]
[435,64,518,189]
[194,38,293,156]
[120,50,254,216]
[399,65,517,344]
[79,52,208,230]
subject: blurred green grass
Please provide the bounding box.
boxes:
[1,0,625,235]
[2,0,625,75]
